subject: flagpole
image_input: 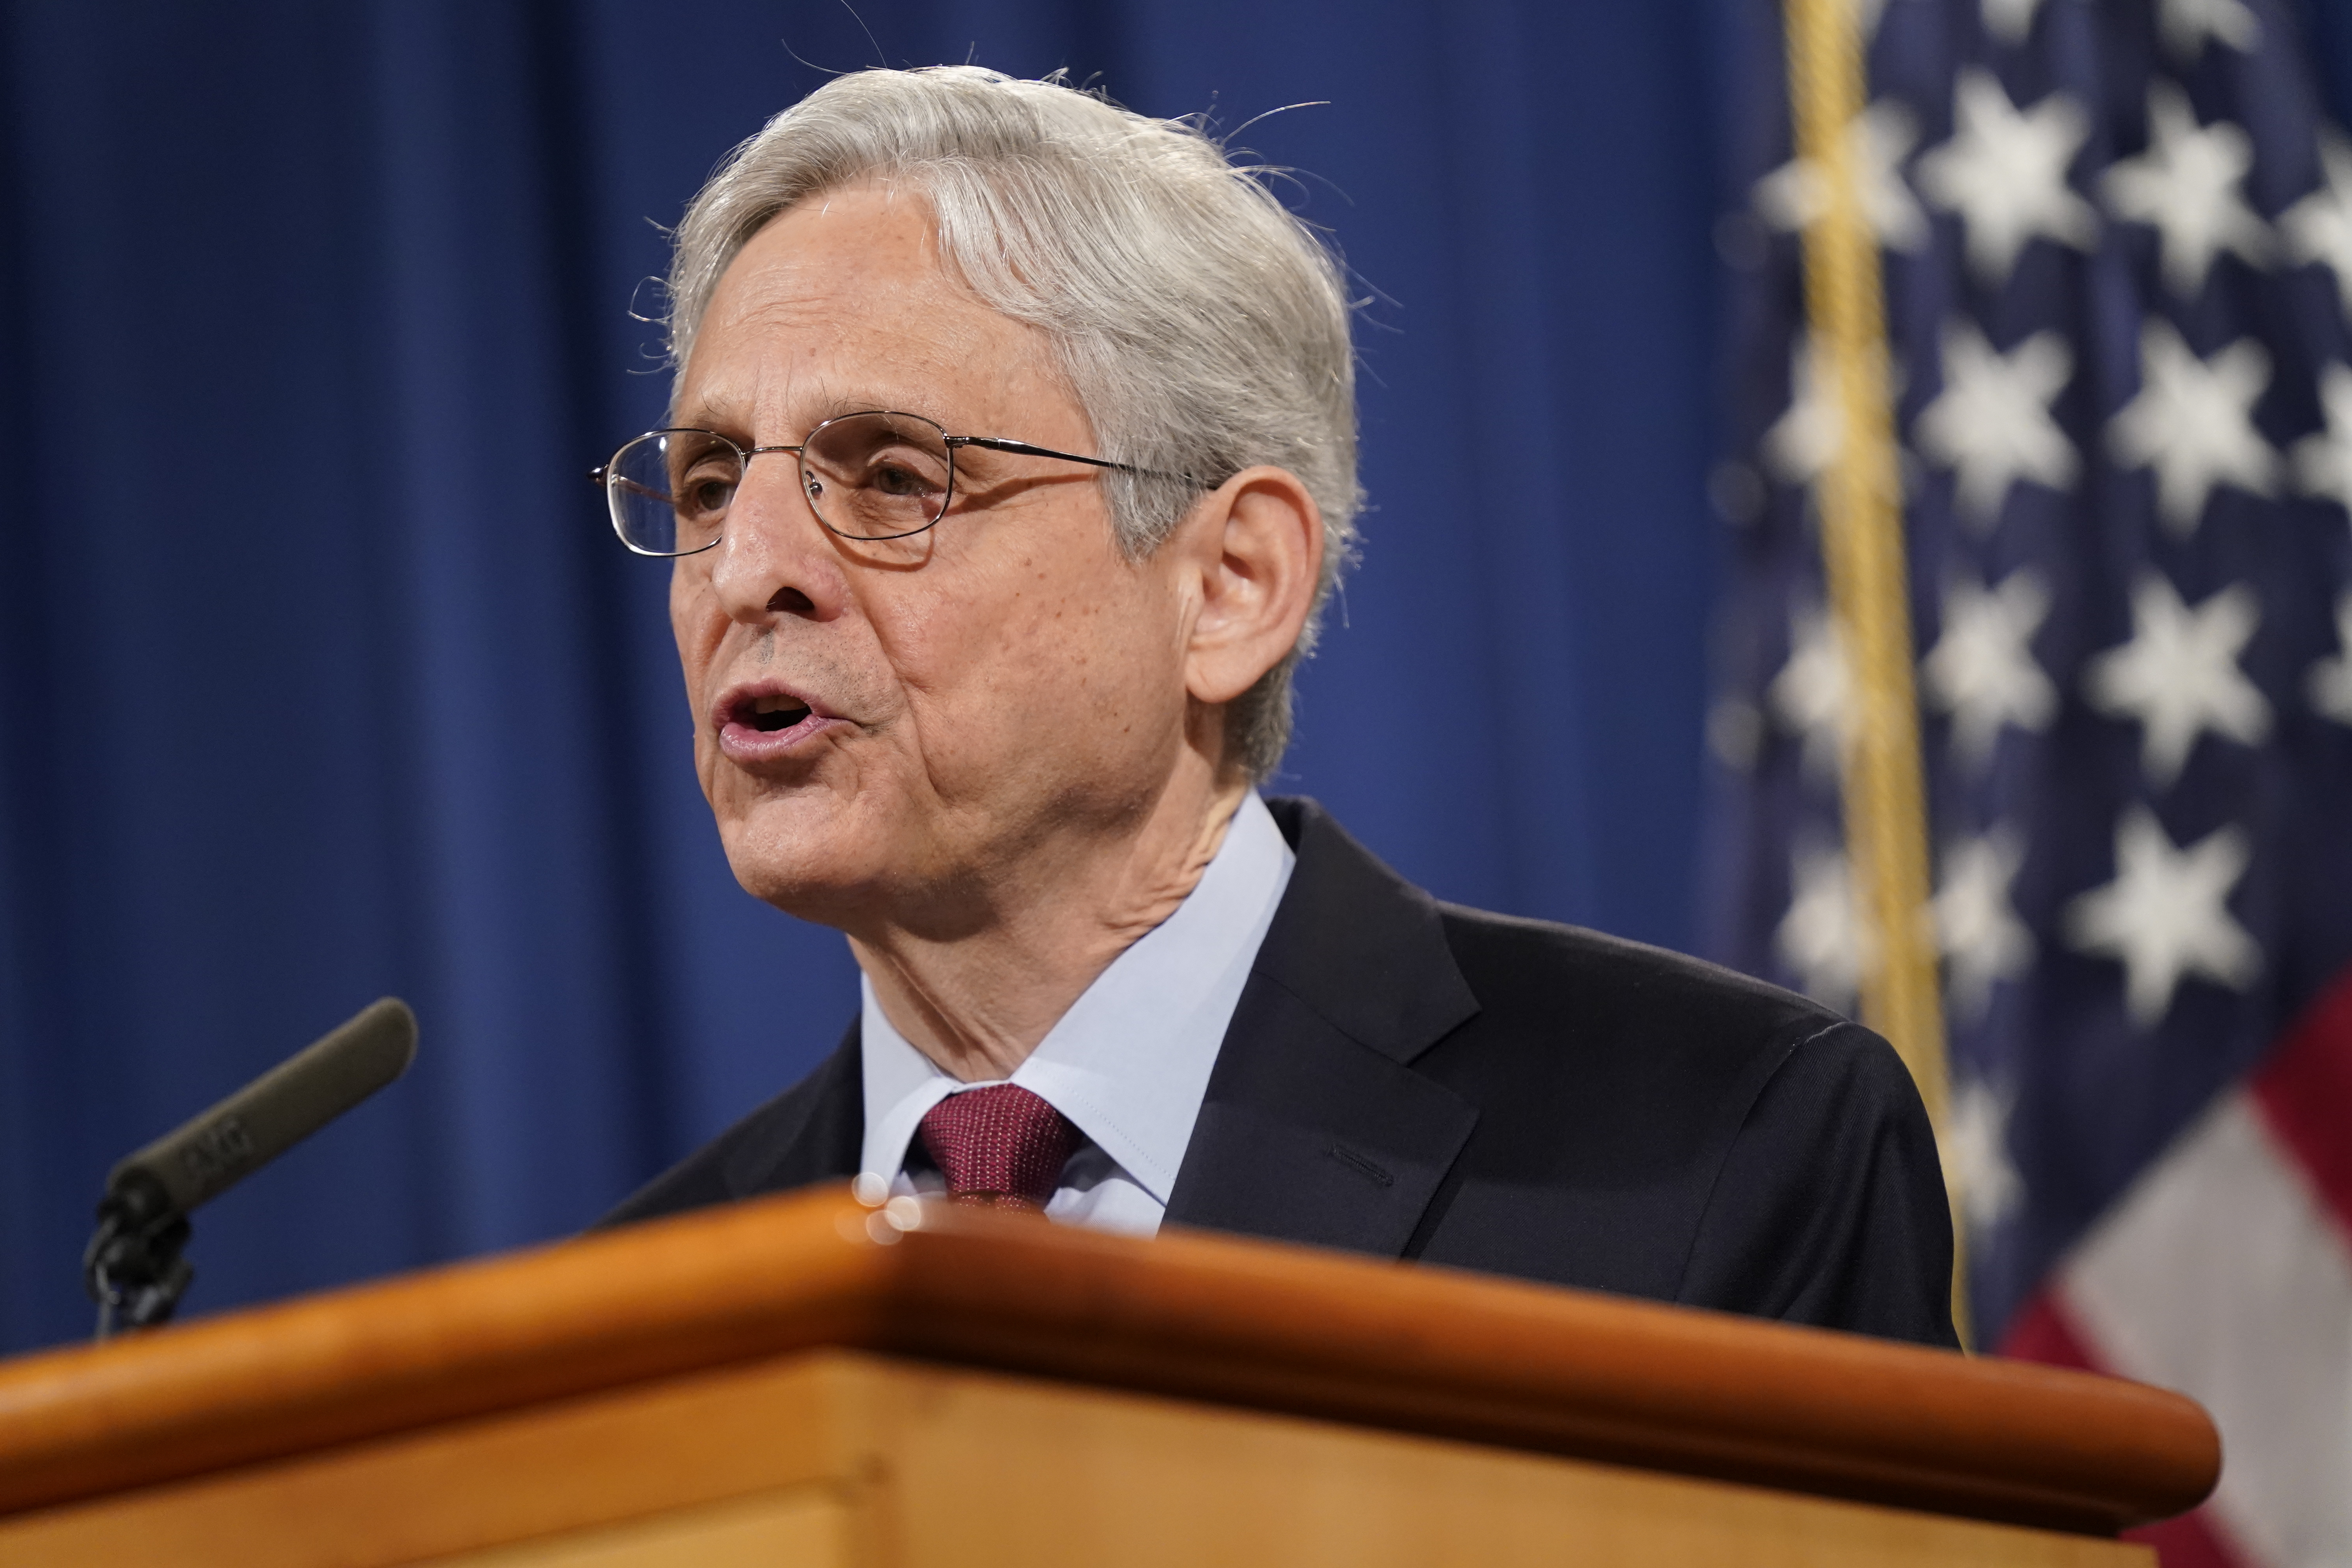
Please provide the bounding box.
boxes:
[1780,0,1969,1346]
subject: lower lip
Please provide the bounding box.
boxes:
[718,711,844,764]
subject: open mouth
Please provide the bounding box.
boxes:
[714,684,834,762]
[743,693,813,732]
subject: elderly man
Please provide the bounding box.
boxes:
[600,66,1957,1349]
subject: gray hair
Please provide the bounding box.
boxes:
[663,66,1360,779]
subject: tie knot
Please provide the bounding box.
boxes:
[917,1084,1082,1211]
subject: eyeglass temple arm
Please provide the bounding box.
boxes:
[593,471,677,507]
[947,435,1123,467]
[948,436,1201,486]
[593,439,1205,490]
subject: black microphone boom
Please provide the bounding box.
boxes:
[109,997,418,1212]
[83,997,418,1337]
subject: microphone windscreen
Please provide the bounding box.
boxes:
[107,997,418,1214]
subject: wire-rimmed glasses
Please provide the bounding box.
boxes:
[590,409,1199,555]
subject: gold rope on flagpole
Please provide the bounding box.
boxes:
[1781,0,1969,1346]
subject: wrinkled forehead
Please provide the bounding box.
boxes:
[672,183,1063,441]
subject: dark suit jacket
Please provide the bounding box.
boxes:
[606,798,1961,1349]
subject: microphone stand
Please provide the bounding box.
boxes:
[83,1170,194,1339]
[74,997,417,1340]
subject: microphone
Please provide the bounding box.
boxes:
[82,997,418,1337]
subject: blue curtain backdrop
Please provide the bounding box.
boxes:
[4,0,1727,1351]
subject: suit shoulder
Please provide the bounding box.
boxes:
[1417,901,1860,1178]
[1434,902,1846,1060]
[1413,906,1953,1344]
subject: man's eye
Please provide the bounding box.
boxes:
[869,459,940,498]
[680,468,737,515]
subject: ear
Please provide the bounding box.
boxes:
[1179,465,1325,708]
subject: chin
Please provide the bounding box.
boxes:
[711,789,884,917]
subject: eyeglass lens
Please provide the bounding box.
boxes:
[606,412,955,554]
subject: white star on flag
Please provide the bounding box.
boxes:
[1915,322,2078,528]
[1934,826,2036,1021]
[1769,603,1853,777]
[1922,568,2058,766]
[1944,1076,2025,1235]
[1845,0,1890,42]
[2310,592,2352,727]
[1754,100,1929,254]
[1764,334,1842,487]
[2105,319,2279,537]
[2103,82,2272,298]
[1982,0,2047,45]
[1915,71,2097,285]
[2293,363,2352,514]
[2282,132,2352,321]
[2064,807,2260,1027]
[1778,844,1872,1011]
[1765,334,1904,494]
[2084,573,2271,789]
[2156,0,2260,60]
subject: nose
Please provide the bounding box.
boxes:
[705,451,848,621]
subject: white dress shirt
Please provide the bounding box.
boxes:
[857,791,1296,1237]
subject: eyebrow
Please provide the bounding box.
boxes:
[670,384,948,438]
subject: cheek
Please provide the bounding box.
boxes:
[670,569,730,688]
[953,554,1180,736]
[670,570,725,775]
[669,569,702,670]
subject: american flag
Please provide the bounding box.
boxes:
[1708,0,2352,1562]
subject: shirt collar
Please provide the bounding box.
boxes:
[858,790,1296,1203]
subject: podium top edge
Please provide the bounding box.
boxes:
[0,1185,2218,1534]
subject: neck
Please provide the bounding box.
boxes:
[849,758,1253,1083]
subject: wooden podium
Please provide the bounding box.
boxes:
[0,1186,2216,1567]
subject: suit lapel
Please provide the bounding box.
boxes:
[725,1021,866,1197]
[1165,799,1481,1257]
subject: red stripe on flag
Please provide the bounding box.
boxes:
[2126,1510,2250,1568]
[2249,962,2352,1246]
[1998,1291,2249,1568]
[1996,1287,2097,1368]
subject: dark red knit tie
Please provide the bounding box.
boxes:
[918,1084,1082,1210]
